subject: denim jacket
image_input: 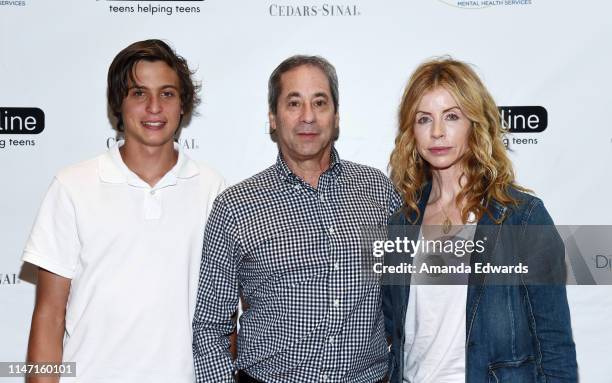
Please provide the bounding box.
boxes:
[382,183,577,383]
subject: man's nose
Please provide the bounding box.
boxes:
[146,95,162,114]
[301,103,315,123]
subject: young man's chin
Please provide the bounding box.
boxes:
[125,135,176,149]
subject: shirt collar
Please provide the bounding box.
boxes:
[275,146,343,184]
[98,140,199,187]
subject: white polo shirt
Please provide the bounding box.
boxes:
[23,141,224,382]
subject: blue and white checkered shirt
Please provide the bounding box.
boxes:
[193,148,401,383]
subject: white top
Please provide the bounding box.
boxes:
[23,141,225,383]
[403,222,476,383]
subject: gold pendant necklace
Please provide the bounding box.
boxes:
[441,206,452,234]
[442,217,452,234]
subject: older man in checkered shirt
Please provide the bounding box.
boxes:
[193,55,401,383]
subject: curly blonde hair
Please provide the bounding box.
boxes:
[389,57,528,223]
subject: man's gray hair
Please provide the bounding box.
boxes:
[268,55,339,114]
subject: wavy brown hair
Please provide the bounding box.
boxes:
[107,39,201,132]
[389,57,529,223]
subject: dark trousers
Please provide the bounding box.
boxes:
[237,370,264,383]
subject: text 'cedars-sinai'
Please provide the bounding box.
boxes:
[269,4,360,16]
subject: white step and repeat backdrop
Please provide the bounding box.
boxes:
[1,0,611,381]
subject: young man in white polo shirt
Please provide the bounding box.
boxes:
[22,39,224,382]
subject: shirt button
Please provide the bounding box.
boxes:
[321,374,328,382]
[333,299,340,308]
[149,190,156,195]
[333,262,340,271]
[328,336,334,344]
[319,194,325,202]
[328,227,335,235]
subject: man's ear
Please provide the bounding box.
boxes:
[268,111,277,133]
[333,112,340,141]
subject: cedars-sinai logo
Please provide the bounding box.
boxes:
[437,0,533,9]
[269,4,361,16]
[0,273,20,285]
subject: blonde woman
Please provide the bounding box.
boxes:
[382,58,577,383]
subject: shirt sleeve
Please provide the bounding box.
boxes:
[388,181,403,216]
[22,177,81,279]
[192,196,240,382]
